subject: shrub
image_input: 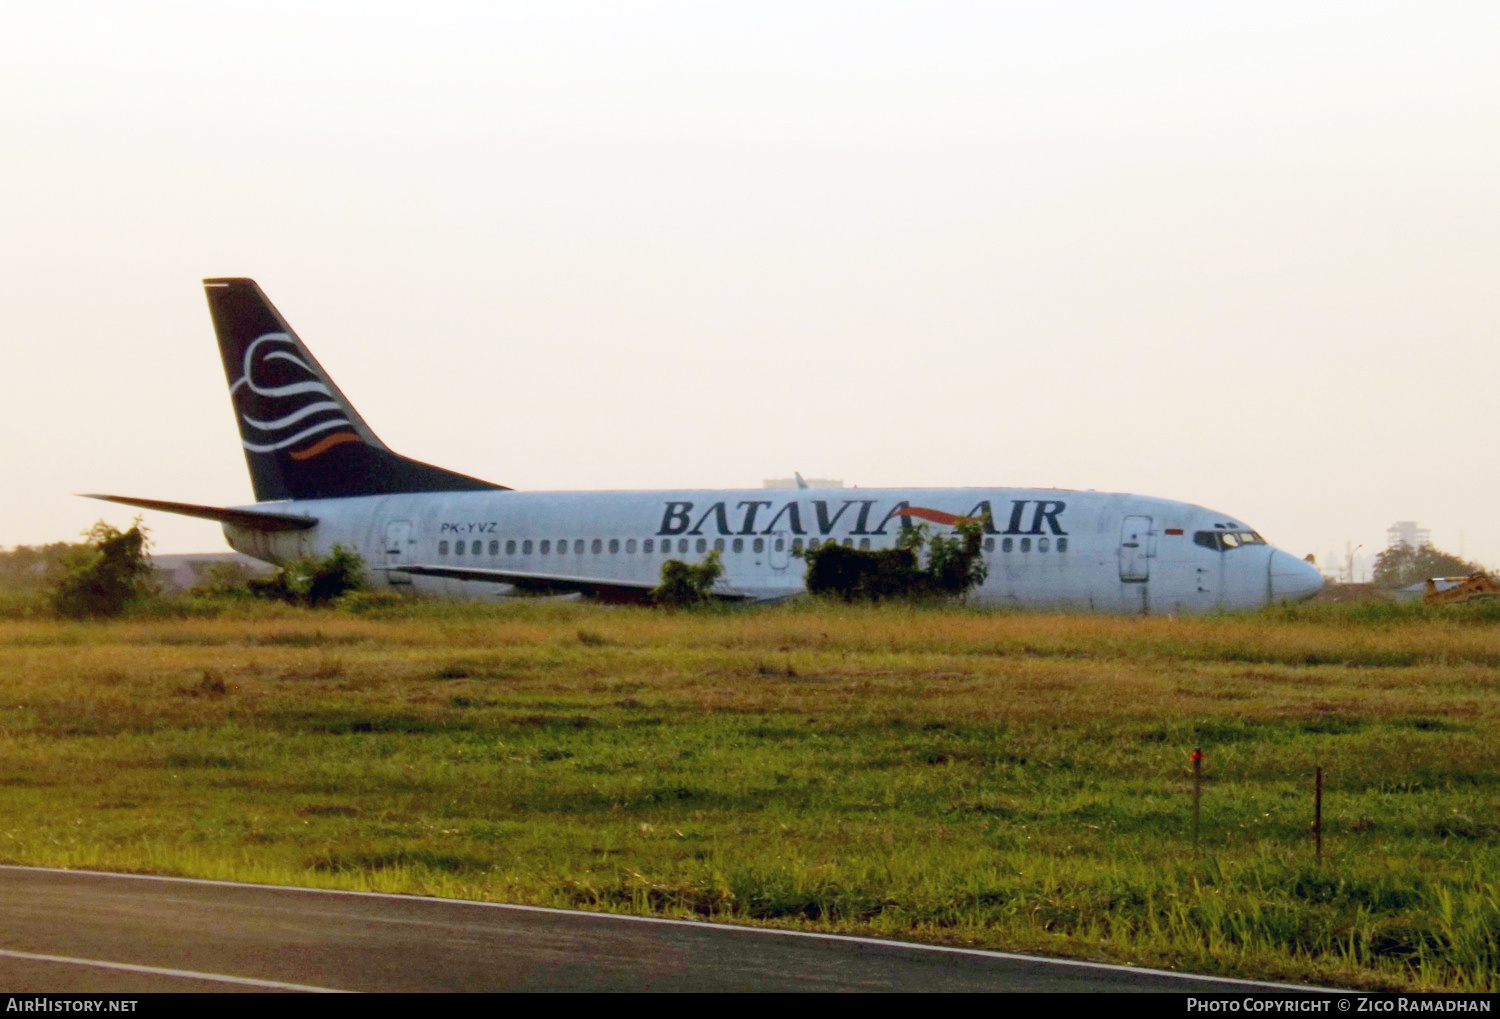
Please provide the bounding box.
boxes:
[653,551,724,608]
[250,544,367,608]
[916,517,990,597]
[802,543,919,602]
[192,559,261,598]
[50,521,155,619]
[801,517,989,602]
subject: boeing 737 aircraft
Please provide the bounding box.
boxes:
[88,278,1323,613]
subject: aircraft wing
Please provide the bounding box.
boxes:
[82,495,318,531]
[382,564,756,602]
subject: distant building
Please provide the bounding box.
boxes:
[762,477,844,490]
[1387,521,1430,550]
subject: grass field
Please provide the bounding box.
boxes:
[1,598,1497,991]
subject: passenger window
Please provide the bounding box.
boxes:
[696,538,707,554]
[712,538,725,552]
[1002,538,1013,553]
[754,538,765,553]
[843,538,853,547]
[808,538,820,550]
[983,538,994,552]
[859,538,870,550]
[626,539,637,553]
[573,540,582,554]
[644,539,654,553]
[732,538,743,553]
[489,540,499,556]
[1020,538,1031,552]
[1039,537,1050,553]
[439,541,450,555]
[557,538,568,553]
[678,539,688,554]
[540,540,550,555]
[455,541,465,556]
[792,538,803,553]
[1057,537,1068,553]
[522,540,533,554]
[506,540,516,555]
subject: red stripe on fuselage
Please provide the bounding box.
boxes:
[898,506,960,526]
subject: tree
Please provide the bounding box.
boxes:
[50,520,154,618]
[653,551,724,608]
[1371,541,1486,589]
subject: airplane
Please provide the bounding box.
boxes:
[87,278,1324,613]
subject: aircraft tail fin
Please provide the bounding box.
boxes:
[203,278,506,501]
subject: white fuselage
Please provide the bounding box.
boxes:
[222,487,1323,613]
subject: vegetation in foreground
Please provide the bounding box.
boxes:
[0,599,1497,991]
[800,517,989,603]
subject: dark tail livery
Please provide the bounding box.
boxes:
[204,278,504,501]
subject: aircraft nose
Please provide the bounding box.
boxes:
[1270,550,1324,603]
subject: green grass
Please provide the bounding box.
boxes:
[0,599,1497,990]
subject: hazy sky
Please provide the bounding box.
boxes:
[3,2,1498,578]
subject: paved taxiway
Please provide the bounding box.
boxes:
[0,867,1325,992]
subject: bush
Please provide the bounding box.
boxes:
[50,521,155,619]
[192,559,261,598]
[918,518,990,597]
[801,517,989,602]
[802,543,919,602]
[250,544,367,608]
[653,551,724,608]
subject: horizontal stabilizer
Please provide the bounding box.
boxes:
[82,495,318,532]
[383,564,753,602]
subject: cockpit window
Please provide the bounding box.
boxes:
[1194,530,1267,552]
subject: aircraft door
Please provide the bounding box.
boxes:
[769,532,790,571]
[384,520,414,586]
[1119,516,1153,582]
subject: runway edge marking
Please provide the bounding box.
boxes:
[0,948,349,993]
[0,865,1337,992]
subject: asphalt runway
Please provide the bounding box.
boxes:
[0,866,1324,993]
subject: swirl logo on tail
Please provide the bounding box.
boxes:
[229,333,361,461]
